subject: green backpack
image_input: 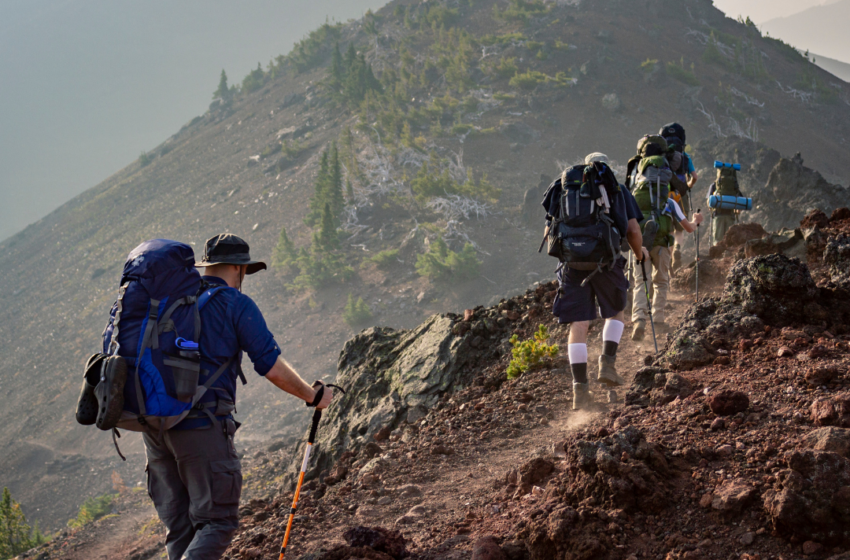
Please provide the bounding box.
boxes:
[633,155,675,248]
[716,167,741,197]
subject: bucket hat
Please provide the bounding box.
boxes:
[195,233,267,275]
[585,152,609,165]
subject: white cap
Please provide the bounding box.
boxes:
[585,152,609,165]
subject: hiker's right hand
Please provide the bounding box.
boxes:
[692,212,704,226]
[639,247,650,263]
[315,386,333,409]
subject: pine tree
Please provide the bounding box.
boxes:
[213,69,232,101]
[316,203,341,251]
[327,142,344,220]
[0,487,42,559]
[305,148,331,226]
[272,227,297,269]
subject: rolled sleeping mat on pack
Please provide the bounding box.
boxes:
[709,195,752,211]
[714,161,742,170]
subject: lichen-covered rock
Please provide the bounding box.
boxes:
[823,234,850,290]
[723,254,818,325]
[663,255,826,370]
[763,450,850,545]
[306,312,512,480]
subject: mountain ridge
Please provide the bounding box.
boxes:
[2,0,850,530]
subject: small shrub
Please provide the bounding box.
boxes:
[640,58,659,73]
[139,151,152,167]
[343,294,373,327]
[368,249,400,269]
[415,238,480,281]
[493,92,516,101]
[494,57,519,79]
[506,325,559,379]
[493,0,549,24]
[68,494,115,529]
[665,60,699,86]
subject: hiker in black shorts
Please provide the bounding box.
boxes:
[543,153,648,409]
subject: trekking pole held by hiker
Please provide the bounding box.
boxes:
[279,383,345,560]
[695,208,701,301]
[640,259,659,354]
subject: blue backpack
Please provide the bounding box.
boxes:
[100,239,235,438]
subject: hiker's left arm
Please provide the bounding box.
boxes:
[680,211,704,233]
[688,170,699,189]
[626,218,649,262]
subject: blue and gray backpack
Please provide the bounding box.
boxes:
[77,239,241,456]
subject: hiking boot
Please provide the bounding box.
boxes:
[76,353,106,426]
[572,383,592,411]
[597,355,626,387]
[631,320,646,341]
[95,356,127,431]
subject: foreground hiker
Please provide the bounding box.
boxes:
[79,234,333,560]
[541,153,648,410]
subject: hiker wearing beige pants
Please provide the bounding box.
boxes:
[631,245,672,326]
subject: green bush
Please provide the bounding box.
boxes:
[665,60,699,86]
[68,494,115,529]
[138,151,152,167]
[343,294,373,327]
[368,249,401,269]
[506,325,559,379]
[494,57,519,79]
[640,58,659,73]
[0,487,47,559]
[241,62,267,93]
[415,238,480,281]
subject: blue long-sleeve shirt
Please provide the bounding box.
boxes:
[174,275,282,429]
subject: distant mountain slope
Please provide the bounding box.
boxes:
[811,52,850,83]
[761,0,850,64]
[2,0,850,530]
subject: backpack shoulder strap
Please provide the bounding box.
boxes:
[197,285,247,386]
[198,285,231,310]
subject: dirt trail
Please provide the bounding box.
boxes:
[277,285,703,558]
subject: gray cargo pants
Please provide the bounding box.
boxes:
[144,420,241,560]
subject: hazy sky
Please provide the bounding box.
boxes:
[711,0,840,23]
[0,0,389,241]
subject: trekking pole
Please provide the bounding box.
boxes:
[695,208,701,302]
[279,384,345,560]
[640,259,659,354]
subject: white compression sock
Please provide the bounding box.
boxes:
[603,319,625,357]
[603,319,625,344]
[568,343,588,364]
[568,343,588,384]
